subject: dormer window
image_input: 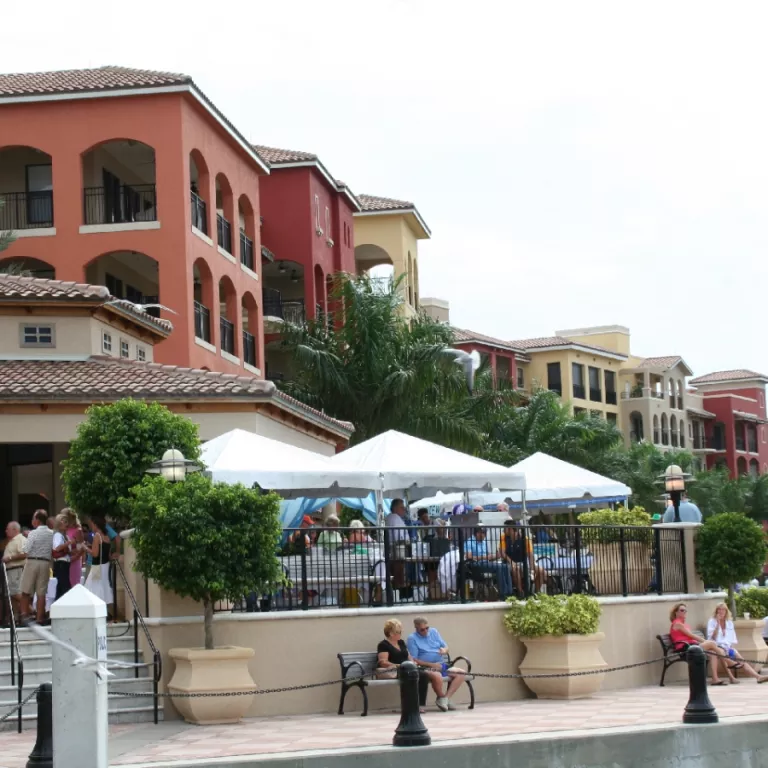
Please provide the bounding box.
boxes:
[102,332,112,354]
[20,324,55,348]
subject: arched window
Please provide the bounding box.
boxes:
[85,250,161,317]
[668,379,675,409]
[241,292,259,370]
[661,413,669,446]
[679,419,685,448]
[0,145,53,229]
[238,194,255,271]
[629,411,644,442]
[738,457,748,476]
[670,415,678,447]
[215,174,234,255]
[749,459,760,478]
[314,264,325,319]
[653,414,660,444]
[218,276,238,357]
[192,259,214,344]
[677,380,684,410]
[190,150,210,234]
[0,257,55,279]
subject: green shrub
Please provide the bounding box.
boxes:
[503,593,601,637]
[735,586,768,619]
[578,506,652,544]
[696,512,767,614]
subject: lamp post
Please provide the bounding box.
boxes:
[659,465,690,523]
[145,448,202,484]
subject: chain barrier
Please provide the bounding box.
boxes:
[702,648,768,668]
[0,688,38,725]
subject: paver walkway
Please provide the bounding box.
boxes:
[3,682,768,767]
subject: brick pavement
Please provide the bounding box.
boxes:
[3,682,768,767]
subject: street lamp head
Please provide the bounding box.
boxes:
[659,464,689,493]
[146,448,202,483]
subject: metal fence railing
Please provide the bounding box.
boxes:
[214,523,687,613]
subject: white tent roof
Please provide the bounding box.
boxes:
[331,430,526,497]
[200,429,381,498]
[471,451,631,507]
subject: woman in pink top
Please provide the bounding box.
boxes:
[669,602,728,685]
[64,509,85,589]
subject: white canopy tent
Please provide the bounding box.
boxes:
[200,429,381,498]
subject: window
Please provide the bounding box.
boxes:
[26,163,53,226]
[325,207,333,245]
[572,363,585,400]
[136,346,146,362]
[547,362,562,395]
[120,340,129,359]
[588,366,602,402]
[574,407,587,416]
[517,366,525,389]
[606,412,618,426]
[19,324,55,347]
[590,409,602,418]
[102,332,112,354]
[604,370,616,405]
[314,195,322,235]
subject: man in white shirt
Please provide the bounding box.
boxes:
[20,510,53,623]
[385,499,409,542]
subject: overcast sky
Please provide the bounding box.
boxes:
[3,1,767,377]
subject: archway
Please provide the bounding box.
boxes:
[85,251,160,313]
[667,379,675,409]
[670,415,678,447]
[218,276,238,356]
[749,459,759,478]
[679,419,685,449]
[653,415,660,444]
[192,259,214,343]
[738,457,748,476]
[238,194,255,270]
[215,173,234,255]
[661,413,669,446]
[677,380,684,410]
[0,146,53,229]
[314,264,325,319]
[354,243,393,272]
[81,139,156,225]
[629,411,643,442]
[0,257,55,279]
[241,292,258,368]
[190,150,210,234]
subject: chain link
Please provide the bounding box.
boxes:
[469,656,666,680]
[0,688,38,724]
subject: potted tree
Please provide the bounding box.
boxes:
[503,594,606,699]
[578,506,652,594]
[735,587,768,665]
[128,472,283,724]
[696,513,767,666]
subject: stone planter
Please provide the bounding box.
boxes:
[519,632,607,699]
[168,646,255,724]
[733,619,768,667]
[589,542,652,595]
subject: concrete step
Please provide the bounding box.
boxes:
[0,702,164,731]
[0,635,136,659]
[0,654,150,687]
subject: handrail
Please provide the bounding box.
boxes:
[114,559,161,725]
[1,562,24,733]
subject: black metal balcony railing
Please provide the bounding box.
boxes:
[589,387,602,403]
[220,317,235,355]
[240,230,254,270]
[194,301,211,343]
[0,191,53,229]
[191,191,207,234]
[217,214,232,254]
[605,391,617,405]
[264,298,306,325]
[693,434,708,450]
[572,384,586,400]
[84,184,156,225]
[549,385,562,396]
[243,330,257,367]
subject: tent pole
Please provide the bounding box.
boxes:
[376,488,385,528]
[522,490,528,521]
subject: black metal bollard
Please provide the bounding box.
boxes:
[683,645,718,724]
[26,683,53,768]
[393,662,431,747]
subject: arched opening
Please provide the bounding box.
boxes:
[679,419,686,449]
[712,421,726,451]
[193,259,213,343]
[0,146,53,229]
[749,459,760,478]
[653,415,660,444]
[85,250,160,315]
[241,292,258,369]
[238,194,255,270]
[215,173,234,255]
[737,457,748,476]
[677,380,684,410]
[190,150,210,234]
[82,139,156,225]
[354,243,393,271]
[629,411,644,442]
[670,415,678,447]
[218,276,238,356]
[747,423,758,453]
[262,260,305,324]
[314,264,325,319]
[0,257,55,279]
[667,379,675,409]
[661,413,669,446]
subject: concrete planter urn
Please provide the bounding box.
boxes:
[588,542,652,596]
[168,646,256,724]
[519,633,607,699]
[733,619,768,667]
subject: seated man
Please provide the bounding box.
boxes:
[464,526,513,599]
[500,520,546,596]
[406,617,465,711]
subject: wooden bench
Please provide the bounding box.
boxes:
[657,630,704,686]
[337,651,475,716]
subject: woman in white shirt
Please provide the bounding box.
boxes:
[707,603,768,684]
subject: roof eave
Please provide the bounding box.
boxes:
[260,159,361,211]
[354,207,431,239]
[522,343,627,361]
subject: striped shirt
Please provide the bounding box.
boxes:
[23,526,53,560]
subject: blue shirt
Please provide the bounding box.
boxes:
[662,501,702,523]
[406,627,447,664]
[464,538,490,559]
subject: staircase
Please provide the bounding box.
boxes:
[0,623,163,730]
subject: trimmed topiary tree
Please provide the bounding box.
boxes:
[695,512,767,614]
[127,473,283,650]
[61,398,200,525]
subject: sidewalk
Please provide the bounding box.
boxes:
[2,682,768,767]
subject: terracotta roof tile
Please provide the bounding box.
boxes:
[452,327,525,354]
[253,145,318,164]
[638,356,682,369]
[358,194,415,212]
[690,369,768,385]
[508,335,621,356]
[0,65,190,98]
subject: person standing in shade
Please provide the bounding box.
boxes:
[2,522,26,621]
[65,509,85,590]
[51,513,74,601]
[84,516,114,609]
[20,510,54,623]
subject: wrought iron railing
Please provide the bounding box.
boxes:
[0,191,53,229]
[263,298,305,325]
[194,301,211,343]
[589,388,602,402]
[693,434,708,450]
[572,384,586,400]
[217,214,232,254]
[84,184,156,225]
[1,563,24,732]
[214,523,686,613]
[605,391,617,405]
[240,230,254,270]
[220,317,235,355]
[243,330,256,367]
[191,191,207,234]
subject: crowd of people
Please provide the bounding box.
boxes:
[1,509,119,626]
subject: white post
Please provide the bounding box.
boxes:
[50,584,108,768]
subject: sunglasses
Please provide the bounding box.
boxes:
[417,625,430,633]
[678,608,687,613]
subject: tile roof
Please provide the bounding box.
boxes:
[358,194,415,212]
[637,356,683,369]
[690,369,768,385]
[508,335,621,356]
[0,66,190,98]
[0,275,172,334]
[0,357,352,434]
[452,327,525,354]
[253,145,318,165]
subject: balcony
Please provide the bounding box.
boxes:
[84,184,156,225]
[0,191,53,229]
[629,430,643,443]
[711,434,727,451]
[605,390,617,405]
[240,230,254,270]
[191,192,207,234]
[220,317,235,355]
[217,213,232,255]
[749,438,759,453]
[693,434,709,450]
[662,430,669,446]
[621,388,665,400]
[243,330,256,367]
[573,384,586,400]
[736,435,746,452]
[194,301,211,343]
[589,387,602,403]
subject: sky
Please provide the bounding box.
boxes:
[2,1,767,377]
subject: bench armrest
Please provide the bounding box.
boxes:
[341,660,367,680]
[449,655,472,673]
